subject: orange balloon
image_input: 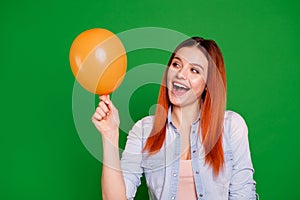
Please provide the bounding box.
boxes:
[69,28,127,94]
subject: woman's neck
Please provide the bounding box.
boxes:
[171,102,201,130]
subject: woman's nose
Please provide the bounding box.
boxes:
[176,67,188,79]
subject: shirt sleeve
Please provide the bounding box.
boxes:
[228,112,259,200]
[120,118,148,200]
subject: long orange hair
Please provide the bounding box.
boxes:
[143,37,227,176]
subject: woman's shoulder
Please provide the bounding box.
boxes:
[224,110,247,124]
[224,110,248,139]
[129,115,155,138]
[134,115,155,127]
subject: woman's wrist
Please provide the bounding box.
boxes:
[102,129,119,148]
[102,130,121,169]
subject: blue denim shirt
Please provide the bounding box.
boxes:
[121,108,258,200]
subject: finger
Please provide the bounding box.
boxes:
[99,95,114,114]
[96,106,107,118]
[99,101,110,114]
[106,95,112,109]
[92,112,102,121]
[99,95,110,104]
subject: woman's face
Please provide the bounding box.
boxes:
[167,46,209,108]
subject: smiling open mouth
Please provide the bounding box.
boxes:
[172,82,190,96]
[173,82,190,91]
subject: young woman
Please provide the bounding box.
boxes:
[92,37,258,200]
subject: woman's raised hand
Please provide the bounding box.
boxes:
[92,95,120,141]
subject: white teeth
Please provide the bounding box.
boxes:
[173,82,189,89]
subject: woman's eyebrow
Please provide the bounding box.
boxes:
[174,56,204,71]
[191,63,204,71]
[173,56,182,62]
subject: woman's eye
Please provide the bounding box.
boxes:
[172,62,180,68]
[191,68,199,74]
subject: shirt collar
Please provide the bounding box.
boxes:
[167,106,173,125]
[167,106,201,126]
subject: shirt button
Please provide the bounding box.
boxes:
[173,173,177,177]
[171,196,175,199]
[199,193,203,197]
[196,170,199,174]
[193,150,196,153]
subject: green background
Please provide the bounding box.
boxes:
[1,0,299,199]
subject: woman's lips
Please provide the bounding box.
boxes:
[172,82,190,96]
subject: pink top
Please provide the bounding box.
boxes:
[177,160,197,200]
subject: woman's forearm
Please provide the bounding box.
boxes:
[101,131,126,200]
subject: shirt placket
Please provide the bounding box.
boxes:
[191,122,206,200]
[169,126,181,200]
